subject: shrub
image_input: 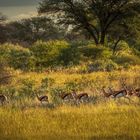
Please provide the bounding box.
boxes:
[114,41,133,55]
[81,44,112,60]
[113,54,140,66]
[30,40,70,69]
[58,43,80,66]
[0,60,12,85]
[19,79,36,98]
[87,59,118,72]
[0,43,34,71]
[9,47,35,71]
[41,77,55,89]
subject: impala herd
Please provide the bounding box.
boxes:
[0,85,140,105]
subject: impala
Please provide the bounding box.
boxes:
[102,87,130,101]
[59,92,73,101]
[0,94,8,105]
[71,90,89,103]
[35,93,48,104]
[132,88,140,97]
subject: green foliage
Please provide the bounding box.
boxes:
[0,43,35,71]
[114,41,133,55]
[81,45,112,60]
[39,0,140,45]
[7,16,62,44]
[58,43,80,66]
[19,79,36,98]
[88,59,119,72]
[41,77,55,90]
[0,61,11,85]
[30,40,69,69]
[113,54,140,66]
[0,40,140,72]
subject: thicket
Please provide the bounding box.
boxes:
[0,40,140,72]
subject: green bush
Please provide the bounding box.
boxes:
[113,54,140,66]
[114,41,133,55]
[19,79,36,98]
[87,59,118,72]
[0,59,12,85]
[58,43,80,66]
[30,40,70,69]
[81,44,112,60]
[0,43,35,71]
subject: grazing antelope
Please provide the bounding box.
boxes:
[35,93,48,104]
[0,94,8,105]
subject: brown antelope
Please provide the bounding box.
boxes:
[71,90,89,103]
[35,93,48,104]
[102,87,130,101]
[102,87,113,98]
[132,88,140,97]
[0,94,8,105]
[59,92,73,101]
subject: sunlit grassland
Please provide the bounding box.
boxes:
[12,66,140,89]
[0,66,140,140]
[0,102,140,140]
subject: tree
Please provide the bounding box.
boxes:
[39,0,140,46]
[108,15,140,54]
[0,12,6,22]
[7,16,62,45]
[0,12,7,43]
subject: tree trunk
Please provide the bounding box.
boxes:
[85,26,99,45]
[112,39,121,55]
[100,31,106,45]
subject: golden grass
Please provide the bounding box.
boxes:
[0,66,140,140]
[11,66,140,94]
[0,102,140,140]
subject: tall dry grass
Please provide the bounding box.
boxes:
[0,102,140,140]
[0,66,140,140]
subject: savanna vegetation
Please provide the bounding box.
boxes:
[0,0,140,140]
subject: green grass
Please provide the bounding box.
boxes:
[0,101,140,140]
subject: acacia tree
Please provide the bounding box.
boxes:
[108,15,140,54]
[39,0,140,46]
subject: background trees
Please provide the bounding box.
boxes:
[39,0,140,46]
[0,12,7,43]
[6,16,63,45]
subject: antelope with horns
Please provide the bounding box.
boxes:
[35,93,49,104]
[102,87,130,101]
[71,90,89,103]
[131,88,140,97]
[0,94,8,105]
[59,92,73,102]
[102,87,113,98]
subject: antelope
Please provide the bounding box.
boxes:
[71,90,89,103]
[59,92,73,101]
[135,88,140,93]
[102,87,130,101]
[0,94,8,105]
[35,93,48,104]
[132,88,140,97]
[102,87,113,98]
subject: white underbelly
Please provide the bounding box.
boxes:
[116,93,125,98]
